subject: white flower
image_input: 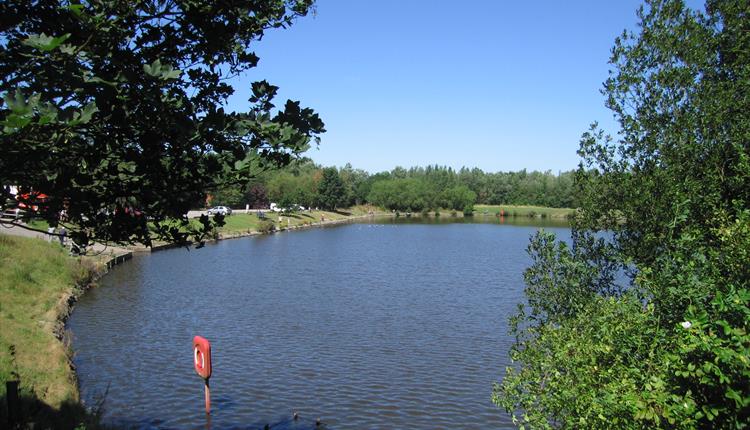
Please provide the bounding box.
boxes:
[681,321,692,329]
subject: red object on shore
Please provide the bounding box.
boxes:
[16,192,49,211]
[193,336,212,379]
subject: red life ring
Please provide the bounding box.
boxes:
[193,336,212,379]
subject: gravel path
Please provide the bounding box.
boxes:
[0,223,131,260]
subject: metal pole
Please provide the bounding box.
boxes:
[204,379,211,415]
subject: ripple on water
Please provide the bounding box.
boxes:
[68,222,571,429]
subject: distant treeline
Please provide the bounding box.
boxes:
[208,159,578,211]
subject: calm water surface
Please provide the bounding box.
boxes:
[68,217,571,429]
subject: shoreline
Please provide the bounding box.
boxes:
[46,249,134,406]
[215,211,389,239]
[0,235,133,427]
[128,211,390,252]
[29,211,381,422]
[2,204,568,425]
[49,212,384,410]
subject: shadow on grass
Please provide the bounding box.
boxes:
[331,210,351,216]
[282,214,305,220]
[281,213,322,221]
[0,391,105,429]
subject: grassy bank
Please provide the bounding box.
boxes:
[474,204,575,219]
[0,235,103,427]
[211,205,382,237]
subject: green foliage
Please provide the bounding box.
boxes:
[267,169,317,209]
[0,1,324,247]
[205,159,578,214]
[478,204,575,219]
[364,166,577,209]
[368,177,431,211]
[316,167,347,210]
[256,219,276,234]
[210,186,245,208]
[495,293,658,429]
[495,1,750,428]
[339,163,371,206]
[441,185,477,211]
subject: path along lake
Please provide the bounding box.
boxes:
[68,217,571,429]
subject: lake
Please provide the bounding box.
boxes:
[68,217,571,429]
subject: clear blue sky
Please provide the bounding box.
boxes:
[226,1,698,174]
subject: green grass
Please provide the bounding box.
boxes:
[0,235,81,408]
[0,235,109,427]
[474,204,575,219]
[26,219,51,231]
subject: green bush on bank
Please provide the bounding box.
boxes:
[494,1,750,428]
[475,204,574,219]
[256,219,275,234]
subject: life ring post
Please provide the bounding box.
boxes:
[193,336,213,415]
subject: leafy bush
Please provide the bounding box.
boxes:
[495,1,750,428]
[257,220,275,234]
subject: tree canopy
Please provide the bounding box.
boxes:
[494,0,749,428]
[0,0,325,247]
[316,167,346,210]
[211,159,577,214]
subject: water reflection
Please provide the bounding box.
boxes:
[360,213,571,228]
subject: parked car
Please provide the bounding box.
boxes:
[207,206,232,216]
